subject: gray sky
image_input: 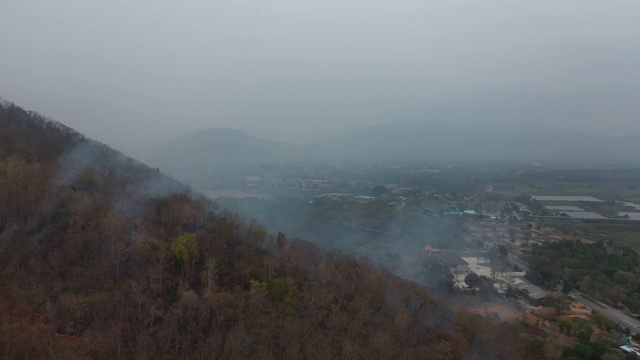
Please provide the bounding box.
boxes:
[1,0,639,149]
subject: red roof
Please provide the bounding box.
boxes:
[424,245,441,253]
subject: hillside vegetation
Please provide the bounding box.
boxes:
[0,101,546,359]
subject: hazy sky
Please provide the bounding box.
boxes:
[1,0,639,150]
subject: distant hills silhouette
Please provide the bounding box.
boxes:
[144,120,640,168]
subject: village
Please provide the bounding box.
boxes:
[423,198,640,357]
[179,161,640,357]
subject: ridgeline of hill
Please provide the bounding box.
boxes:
[143,121,640,170]
[144,128,304,167]
[0,100,547,359]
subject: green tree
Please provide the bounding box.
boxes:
[498,245,508,257]
[172,233,198,262]
[464,273,480,290]
[577,324,594,344]
[172,233,199,279]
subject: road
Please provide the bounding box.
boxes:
[507,254,529,273]
[571,292,640,334]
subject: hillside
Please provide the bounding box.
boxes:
[0,101,547,359]
[144,121,640,169]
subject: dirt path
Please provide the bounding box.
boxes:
[467,302,524,322]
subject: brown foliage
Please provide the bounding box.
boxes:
[0,101,544,359]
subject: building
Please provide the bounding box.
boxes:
[620,345,640,357]
[424,245,441,253]
[513,278,547,306]
[437,252,470,275]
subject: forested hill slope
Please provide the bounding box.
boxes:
[0,101,542,359]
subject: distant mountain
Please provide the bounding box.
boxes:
[309,120,640,165]
[145,121,640,167]
[144,128,304,169]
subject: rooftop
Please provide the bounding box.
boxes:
[545,206,585,212]
[532,195,604,202]
[438,252,469,267]
[620,345,640,356]
[513,279,546,300]
[424,245,441,253]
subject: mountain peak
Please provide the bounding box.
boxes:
[142,121,640,168]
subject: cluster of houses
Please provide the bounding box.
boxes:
[425,246,548,306]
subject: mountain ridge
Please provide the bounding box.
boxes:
[144,127,305,168]
[144,120,640,168]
